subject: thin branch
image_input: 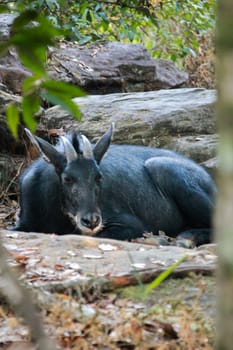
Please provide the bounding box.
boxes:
[0,160,24,201]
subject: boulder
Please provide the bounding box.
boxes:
[168,134,219,163]
[0,41,188,95]
[48,41,188,94]
[0,59,31,95]
[0,13,188,95]
[201,157,218,178]
[0,89,45,154]
[2,230,216,291]
[0,14,31,94]
[0,14,16,42]
[0,90,21,114]
[38,88,217,163]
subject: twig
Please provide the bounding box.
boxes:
[43,262,216,295]
[0,160,24,201]
[105,263,215,290]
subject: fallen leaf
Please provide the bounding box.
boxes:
[83,254,103,259]
[67,250,76,257]
[131,263,146,269]
[144,319,178,339]
[54,264,65,271]
[67,262,81,270]
[98,243,118,251]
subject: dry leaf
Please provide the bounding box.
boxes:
[98,243,118,251]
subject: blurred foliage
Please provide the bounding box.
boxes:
[144,255,187,296]
[0,8,86,136]
[7,0,216,63]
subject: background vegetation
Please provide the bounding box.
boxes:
[7,0,216,64]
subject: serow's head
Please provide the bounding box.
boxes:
[25,125,113,235]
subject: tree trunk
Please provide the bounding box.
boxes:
[215,1,233,349]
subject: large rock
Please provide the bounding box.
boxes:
[0,40,188,95]
[48,41,188,94]
[0,57,31,94]
[0,89,46,155]
[0,13,188,95]
[38,88,217,163]
[0,14,16,42]
[2,230,216,291]
[0,14,31,94]
[169,134,218,163]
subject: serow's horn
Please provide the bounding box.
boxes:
[81,134,94,159]
[60,136,78,163]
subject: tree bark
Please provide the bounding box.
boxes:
[215,1,233,349]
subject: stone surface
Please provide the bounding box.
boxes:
[2,230,216,291]
[201,157,218,178]
[0,14,16,42]
[0,14,31,94]
[0,14,188,95]
[168,134,219,163]
[0,59,31,94]
[0,41,188,94]
[39,88,217,163]
[0,90,21,114]
[0,90,44,154]
[48,41,188,94]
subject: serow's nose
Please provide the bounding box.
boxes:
[81,213,101,230]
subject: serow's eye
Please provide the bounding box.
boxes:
[63,175,73,184]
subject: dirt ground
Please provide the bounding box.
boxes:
[0,266,216,350]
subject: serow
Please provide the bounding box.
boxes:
[15,124,216,247]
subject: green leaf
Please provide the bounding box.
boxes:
[144,255,187,295]
[170,54,178,62]
[41,80,86,98]
[0,5,8,13]
[78,35,93,45]
[18,47,46,76]
[22,95,39,132]
[45,0,60,10]
[11,10,39,31]
[41,92,82,121]
[22,76,42,95]
[101,20,109,31]
[0,42,10,57]
[6,103,20,138]
[9,14,62,75]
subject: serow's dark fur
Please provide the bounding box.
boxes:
[14,126,216,246]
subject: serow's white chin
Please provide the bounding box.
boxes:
[71,213,102,236]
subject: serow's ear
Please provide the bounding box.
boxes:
[93,123,114,164]
[24,128,66,173]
